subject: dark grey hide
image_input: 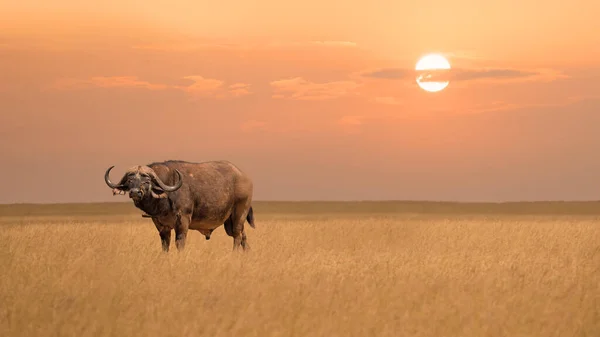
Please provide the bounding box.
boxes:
[104,160,255,252]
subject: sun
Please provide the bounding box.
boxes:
[415,54,451,93]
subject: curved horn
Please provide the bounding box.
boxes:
[151,169,183,192]
[104,166,123,189]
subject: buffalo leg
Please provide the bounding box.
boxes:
[174,213,191,251]
[224,216,250,249]
[159,230,171,252]
[152,218,171,252]
[231,200,251,251]
[241,231,250,251]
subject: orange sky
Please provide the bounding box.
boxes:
[1,1,600,203]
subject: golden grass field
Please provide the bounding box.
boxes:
[1,201,600,337]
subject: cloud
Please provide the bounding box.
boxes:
[450,69,537,81]
[49,75,251,99]
[131,41,243,52]
[306,41,357,47]
[228,83,252,97]
[175,76,224,96]
[338,115,365,126]
[461,101,529,114]
[270,77,360,100]
[264,40,358,49]
[373,97,403,105]
[337,113,404,133]
[173,77,252,99]
[462,96,600,115]
[337,115,367,134]
[565,93,600,103]
[131,40,357,53]
[240,120,267,132]
[360,67,566,83]
[361,69,411,80]
[51,76,169,91]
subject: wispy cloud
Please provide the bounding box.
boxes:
[338,115,365,126]
[228,83,252,97]
[361,69,411,80]
[265,40,358,49]
[49,75,251,99]
[337,115,367,134]
[373,97,403,105]
[131,40,358,53]
[270,77,360,100]
[361,67,566,83]
[51,76,169,91]
[240,120,267,132]
[175,76,224,95]
[305,41,358,47]
[131,42,242,52]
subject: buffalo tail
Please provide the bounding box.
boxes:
[246,206,256,228]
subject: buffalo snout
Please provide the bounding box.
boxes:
[129,188,143,199]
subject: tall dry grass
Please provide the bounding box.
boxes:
[1,202,599,336]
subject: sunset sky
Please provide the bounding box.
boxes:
[1,1,600,203]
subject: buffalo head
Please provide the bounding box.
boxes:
[104,165,183,201]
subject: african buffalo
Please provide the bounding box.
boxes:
[104,160,255,252]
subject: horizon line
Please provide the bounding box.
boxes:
[1,199,599,206]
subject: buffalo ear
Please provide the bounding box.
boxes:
[112,188,126,195]
[114,174,130,191]
[151,187,168,199]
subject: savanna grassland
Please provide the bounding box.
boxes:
[1,201,599,337]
